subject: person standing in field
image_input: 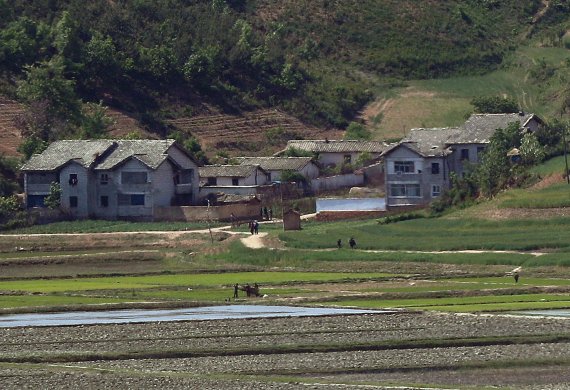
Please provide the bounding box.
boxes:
[233,283,239,299]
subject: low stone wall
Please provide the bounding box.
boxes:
[154,204,261,222]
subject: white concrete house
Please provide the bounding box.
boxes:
[21,139,199,219]
[198,165,269,187]
[285,140,388,168]
[382,112,545,207]
[236,156,320,182]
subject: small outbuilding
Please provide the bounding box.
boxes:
[283,208,301,230]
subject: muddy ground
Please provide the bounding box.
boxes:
[1,310,569,389]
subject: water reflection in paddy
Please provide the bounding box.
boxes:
[0,305,388,328]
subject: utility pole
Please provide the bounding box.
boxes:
[559,108,569,185]
[206,199,214,244]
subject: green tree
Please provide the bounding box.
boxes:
[80,101,114,139]
[17,135,48,160]
[475,122,521,196]
[280,170,307,183]
[17,57,82,139]
[471,95,518,114]
[344,122,372,140]
[44,182,62,209]
[519,132,546,165]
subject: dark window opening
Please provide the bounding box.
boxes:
[207,177,217,186]
[121,172,148,185]
[431,163,440,175]
[69,196,78,208]
[101,196,109,207]
[69,174,78,186]
[100,173,109,185]
[232,178,239,186]
[460,149,469,161]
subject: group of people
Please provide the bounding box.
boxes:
[233,283,260,298]
[337,237,357,249]
[261,206,273,221]
[248,220,259,234]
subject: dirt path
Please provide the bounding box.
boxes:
[240,232,268,249]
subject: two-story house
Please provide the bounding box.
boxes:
[20,139,199,219]
[382,112,544,207]
[383,128,457,207]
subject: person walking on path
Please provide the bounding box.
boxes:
[233,283,239,299]
[349,237,356,249]
[254,220,259,234]
[249,220,254,235]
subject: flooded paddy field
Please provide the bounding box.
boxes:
[1,310,569,389]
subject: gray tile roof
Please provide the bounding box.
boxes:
[95,139,175,170]
[236,156,315,171]
[199,164,264,178]
[20,140,116,171]
[448,113,538,144]
[403,127,459,156]
[21,139,182,171]
[286,140,388,153]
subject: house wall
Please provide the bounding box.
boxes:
[59,163,91,218]
[114,159,154,218]
[384,147,448,207]
[300,163,320,180]
[93,169,118,219]
[198,186,260,203]
[154,204,261,221]
[318,152,381,168]
[153,161,176,206]
[166,146,199,203]
[200,169,268,187]
[310,172,364,193]
[447,143,485,177]
[24,172,58,208]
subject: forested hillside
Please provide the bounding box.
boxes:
[0,0,569,160]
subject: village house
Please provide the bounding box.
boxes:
[20,139,199,219]
[235,156,320,182]
[383,112,544,207]
[198,164,269,187]
[284,139,388,168]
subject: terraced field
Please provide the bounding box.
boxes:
[168,108,343,155]
[0,97,24,157]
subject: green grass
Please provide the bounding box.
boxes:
[0,272,394,294]
[530,155,569,177]
[0,295,137,309]
[5,220,222,234]
[277,217,570,252]
[499,183,570,208]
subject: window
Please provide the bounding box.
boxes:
[100,173,109,185]
[121,171,148,185]
[69,196,78,208]
[118,194,145,206]
[394,161,415,174]
[100,196,109,207]
[431,163,440,175]
[432,185,441,197]
[232,178,239,186]
[477,146,485,161]
[460,148,470,161]
[178,169,193,184]
[207,177,217,186]
[389,183,421,197]
[69,173,78,186]
[344,154,352,164]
